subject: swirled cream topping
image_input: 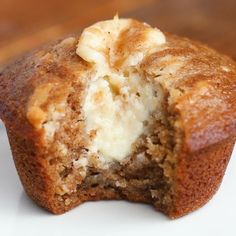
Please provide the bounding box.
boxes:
[76,17,166,162]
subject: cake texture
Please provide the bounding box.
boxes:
[0,17,235,219]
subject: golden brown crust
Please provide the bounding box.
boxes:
[141,34,236,152]
[0,22,236,218]
[0,37,88,137]
[6,129,57,212]
[170,137,235,218]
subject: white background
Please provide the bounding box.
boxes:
[0,121,235,236]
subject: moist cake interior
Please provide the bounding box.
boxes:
[28,18,181,213]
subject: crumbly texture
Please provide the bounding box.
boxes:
[0,19,236,219]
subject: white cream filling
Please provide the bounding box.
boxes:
[76,18,166,162]
[83,72,158,161]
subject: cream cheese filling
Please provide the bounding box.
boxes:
[76,17,166,162]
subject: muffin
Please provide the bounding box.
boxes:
[0,17,235,219]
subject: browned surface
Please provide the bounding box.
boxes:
[0,22,235,217]
[0,0,236,66]
[171,137,235,218]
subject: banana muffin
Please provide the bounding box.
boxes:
[0,17,235,218]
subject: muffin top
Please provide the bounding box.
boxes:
[0,18,235,154]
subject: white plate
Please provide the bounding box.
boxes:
[0,121,235,236]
